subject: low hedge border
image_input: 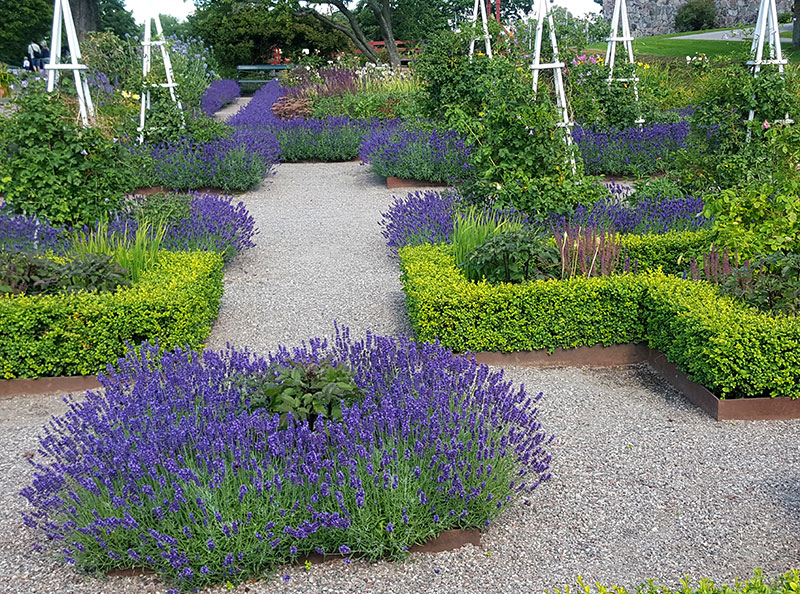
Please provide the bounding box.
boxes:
[0,251,224,378]
[399,244,800,400]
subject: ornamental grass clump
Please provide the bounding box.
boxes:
[360,121,473,183]
[22,328,552,590]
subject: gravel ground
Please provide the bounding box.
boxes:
[213,96,252,121]
[1,162,798,594]
[205,161,414,353]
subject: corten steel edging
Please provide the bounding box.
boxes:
[385,176,449,189]
[473,345,800,422]
[0,375,101,398]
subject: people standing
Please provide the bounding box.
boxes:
[39,41,50,70]
[27,40,42,72]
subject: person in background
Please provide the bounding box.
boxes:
[22,55,32,71]
[27,40,42,72]
[39,41,50,70]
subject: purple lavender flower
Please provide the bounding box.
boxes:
[200,79,241,117]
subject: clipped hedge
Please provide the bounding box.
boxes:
[0,251,224,378]
[399,244,800,399]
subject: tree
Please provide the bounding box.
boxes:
[0,0,51,65]
[99,0,137,38]
[157,14,192,38]
[73,0,100,40]
[189,1,353,72]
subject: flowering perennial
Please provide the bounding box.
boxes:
[22,328,552,589]
[380,190,459,252]
[360,121,473,183]
[200,79,241,117]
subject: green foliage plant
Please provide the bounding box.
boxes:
[462,227,559,283]
[0,252,130,296]
[239,358,364,429]
[413,27,584,211]
[674,0,717,32]
[0,250,224,378]
[0,83,135,225]
[451,206,526,271]
[717,252,800,317]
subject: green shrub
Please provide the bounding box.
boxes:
[674,0,717,32]
[0,252,130,296]
[399,243,800,399]
[0,251,224,378]
[551,570,800,594]
[619,230,714,275]
[0,84,135,225]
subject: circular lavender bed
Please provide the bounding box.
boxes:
[21,328,552,590]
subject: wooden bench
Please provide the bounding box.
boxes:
[236,64,291,87]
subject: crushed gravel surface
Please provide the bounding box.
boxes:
[1,163,798,594]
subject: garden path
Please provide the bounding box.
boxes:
[205,161,416,354]
[213,95,252,121]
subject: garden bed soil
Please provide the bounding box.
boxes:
[472,344,800,421]
[385,177,449,190]
[106,528,481,578]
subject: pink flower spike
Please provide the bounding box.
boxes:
[763,120,771,130]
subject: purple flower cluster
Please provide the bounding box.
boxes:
[284,67,358,99]
[273,116,386,162]
[360,121,473,183]
[574,122,690,176]
[22,327,552,588]
[139,127,280,192]
[108,192,257,259]
[550,195,711,235]
[227,80,285,128]
[380,190,459,252]
[200,79,241,117]
[229,81,383,162]
[0,212,66,254]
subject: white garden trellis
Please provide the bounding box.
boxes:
[468,0,494,59]
[529,0,576,173]
[137,14,184,143]
[604,0,644,125]
[45,0,95,126]
[747,0,792,128]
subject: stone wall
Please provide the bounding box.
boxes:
[602,0,792,37]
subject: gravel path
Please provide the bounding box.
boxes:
[204,161,413,353]
[1,163,799,594]
[213,96,252,121]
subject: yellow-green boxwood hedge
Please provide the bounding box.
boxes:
[0,251,224,379]
[399,243,800,399]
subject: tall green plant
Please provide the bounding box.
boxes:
[451,207,525,273]
[70,220,166,282]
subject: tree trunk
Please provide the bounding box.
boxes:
[366,0,400,67]
[300,3,381,63]
[72,0,99,41]
[793,1,799,48]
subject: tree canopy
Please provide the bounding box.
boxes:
[0,0,51,65]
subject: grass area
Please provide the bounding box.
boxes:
[588,28,799,63]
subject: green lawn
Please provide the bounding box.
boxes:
[588,30,799,63]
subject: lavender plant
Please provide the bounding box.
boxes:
[200,79,241,117]
[360,121,473,183]
[0,212,67,254]
[379,190,459,253]
[272,116,382,162]
[22,328,552,590]
[573,122,690,177]
[550,195,711,235]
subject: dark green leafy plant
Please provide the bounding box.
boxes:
[0,252,130,295]
[239,358,364,429]
[674,0,717,32]
[717,252,800,317]
[462,228,559,283]
[0,82,135,225]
